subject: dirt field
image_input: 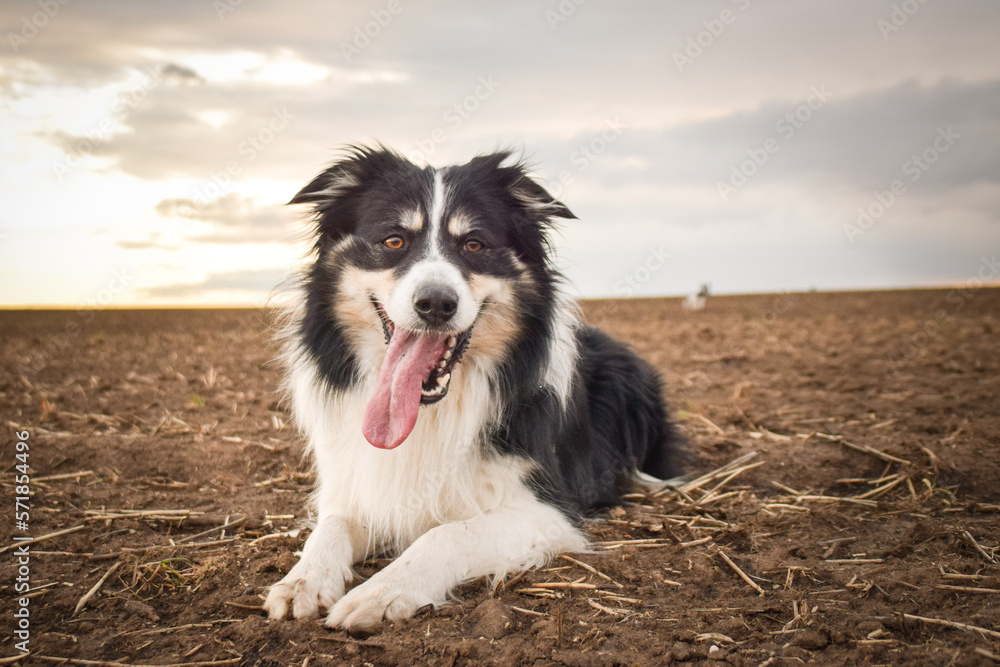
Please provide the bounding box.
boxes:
[2,288,999,666]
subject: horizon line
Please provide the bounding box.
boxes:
[2,283,998,311]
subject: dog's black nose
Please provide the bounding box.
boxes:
[414,285,458,327]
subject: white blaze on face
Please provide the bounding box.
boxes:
[383,259,479,333]
[427,168,446,258]
[360,169,481,450]
[382,168,478,333]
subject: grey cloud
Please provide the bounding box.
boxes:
[748,78,1000,193]
[50,74,404,182]
[155,194,295,244]
[18,0,1000,193]
[139,268,287,299]
[557,78,1000,196]
[161,63,205,85]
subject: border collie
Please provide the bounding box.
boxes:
[264,146,683,631]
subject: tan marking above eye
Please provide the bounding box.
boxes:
[401,209,424,232]
[383,236,405,249]
[447,213,474,237]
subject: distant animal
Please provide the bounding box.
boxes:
[683,283,711,310]
[264,145,684,630]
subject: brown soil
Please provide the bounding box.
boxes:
[1,289,998,666]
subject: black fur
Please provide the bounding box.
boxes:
[493,325,684,516]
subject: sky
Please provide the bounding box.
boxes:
[1,0,999,307]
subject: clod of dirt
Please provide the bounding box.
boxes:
[529,616,554,637]
[456,640,485,661]
[779,645,811,661]
[668,642,693,661]
[791,628,830,650]
[272,550,298,574]
[470,599,513,639]
[855,620,885,637]
[711,615,748,641]
[123,599,159,622]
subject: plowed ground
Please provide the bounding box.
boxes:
[1,288,998,666]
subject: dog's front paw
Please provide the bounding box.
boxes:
[264,558,352,621]
[325,576,435,631]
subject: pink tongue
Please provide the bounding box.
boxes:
[362,329,449,449]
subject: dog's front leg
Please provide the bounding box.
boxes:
[264,515,362,620]
[326,501,586,631]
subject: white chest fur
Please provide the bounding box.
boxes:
[286,346,532,555]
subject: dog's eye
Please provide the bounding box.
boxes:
[464,239,484,253]
[383,236,405,250]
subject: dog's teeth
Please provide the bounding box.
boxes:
[438,373,450,387]
[448,335,457,348]
[437,359,447,369]
[443,349,452,360]
[422,381,447,397]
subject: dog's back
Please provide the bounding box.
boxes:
[495,324,683,514]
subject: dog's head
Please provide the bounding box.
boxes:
[291,145,575,449]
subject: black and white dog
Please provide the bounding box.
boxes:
[264,146,683,630]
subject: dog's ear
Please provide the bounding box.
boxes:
[465,152,577,222]
[290,145,416,208]
[289,145,414,244]
[288,147,370,211]
[462,152,576,266]
[288,166,359,208]
[509,176,576,221]
[288,159,363,245]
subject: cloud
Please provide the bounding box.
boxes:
[154,193,296,244]
[115,237,177,251]
[139,267,287,299]
[18,1,1000,191]
[539,78,1000,214]
[160,63,205,85]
